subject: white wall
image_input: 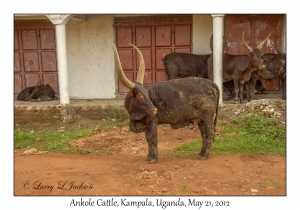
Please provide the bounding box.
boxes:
[66,15,116,99]
[64,14,213,99]
[192,15,213,55]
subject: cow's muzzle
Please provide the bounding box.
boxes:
[258,65,266,70]
[150,108,158,116]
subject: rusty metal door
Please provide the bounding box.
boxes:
[115,15,192,93]
[225,14,284,91]
[14,20,58,94]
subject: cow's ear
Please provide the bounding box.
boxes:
[144,85,151,91]
[124,90,133,112]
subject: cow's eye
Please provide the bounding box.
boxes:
[137,94,144,100]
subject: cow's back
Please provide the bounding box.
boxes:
[222,54,251,81]
[163,53,210,79]
[148,77,219,125]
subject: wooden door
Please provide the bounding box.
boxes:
[225,14,284,91]
[115,15,192,93]
[14,20,58,94]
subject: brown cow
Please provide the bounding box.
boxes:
[113,44,219,164]
[208,31,272,103]
[246,37,286,100]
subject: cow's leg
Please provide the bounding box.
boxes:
[239,83,244,104]
[166,64,178,80]
[250,74,258,101]
[197,117,215,160]
[40,96,52,101]
[233,79,239,103]
[145,120,158,164]
[244,81,251,102]
[28,98,39,102]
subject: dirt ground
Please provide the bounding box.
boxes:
[14,97,286,196]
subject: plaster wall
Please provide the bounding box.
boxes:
[66,15,116,99]
[65,14,213,99]
[192,15,213,55]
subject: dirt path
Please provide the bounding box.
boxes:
[14,100,286,196]
[14,124,286,196]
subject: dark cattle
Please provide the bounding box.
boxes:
[247,37,286,100]
[113,44,219,164]
[162,52,211,80]
[17,86,36,101]
[223,79,265,100]
[208,31,271,103]
[17,84,59,102]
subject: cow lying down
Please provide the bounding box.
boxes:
[113,44,219,164]
[17,84,59,102]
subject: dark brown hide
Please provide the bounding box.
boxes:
[207,52,265,103]
[124,82,157,121]
[247,53,286,100]
[17,86,36,101]
[114,44,219,164]
[223,79,265,100]
[126,77,219,164]
[17,84,58,102]
[162,52,211,80]
[208,32,270,104]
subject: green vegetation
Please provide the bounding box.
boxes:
[104,108,128,121]
[15,112,286,157]
[258,179,284,190]
[178,183,191,195]
[14,118,129,155]
[165,113,286,157]
[14,128,105,155]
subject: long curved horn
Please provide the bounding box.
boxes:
[242,31,253,53]
[130,44,145,84]
[275,36,285,55]
[113,44,135,89]
[257,32,272,50]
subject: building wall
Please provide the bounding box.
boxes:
[65,14,214,99]
[66,15,116,99]
[192,15,213,55]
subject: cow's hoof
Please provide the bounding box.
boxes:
[145,156,152,161]
[197,155,208,160]
[148,159,158,164]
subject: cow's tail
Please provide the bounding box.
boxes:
[214,83,220,129]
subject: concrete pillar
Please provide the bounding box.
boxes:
[46,15,72,105]
[211,14,224,104]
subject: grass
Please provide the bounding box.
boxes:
[165,113,286,157]
[14,119,129,155]
[15,112,286,157]
[15,128,95,154]
[258,179,284,190]
[104,108,128,121]
[178,183,191,195]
